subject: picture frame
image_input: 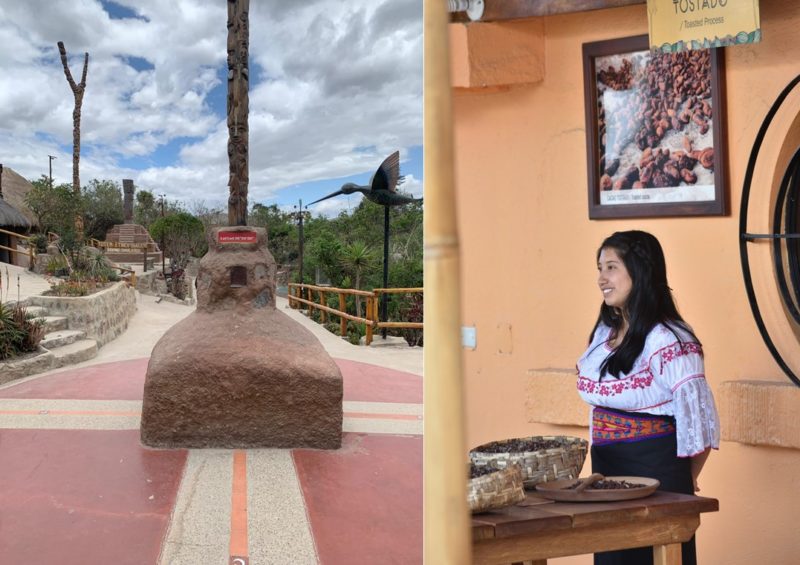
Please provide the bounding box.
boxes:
[582,35,727,219]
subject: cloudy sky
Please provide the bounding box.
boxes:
[0,0,422,217]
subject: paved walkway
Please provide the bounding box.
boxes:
[0,265,423,564]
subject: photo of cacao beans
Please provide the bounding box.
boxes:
[595,48,715,192]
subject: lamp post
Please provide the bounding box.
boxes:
[292,199,310,284]
[48,155,56,187]
[158,193,166,274]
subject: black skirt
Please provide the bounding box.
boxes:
[591,413,696,565]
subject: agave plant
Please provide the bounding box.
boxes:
[0,302,44,360]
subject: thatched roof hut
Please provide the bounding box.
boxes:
[0,164,37,229]
[0,198,30,229]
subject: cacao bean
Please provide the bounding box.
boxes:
[678,154,697,171]
[640,163,654,184]
[699,148,714,169]
[680,168,697,184]
[605,158,620,176]
[651,169,670,188]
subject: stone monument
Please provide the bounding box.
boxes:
[122,178,134,223]
[101,179,161,266]
[140,225,343,448]
[140,0,342,449]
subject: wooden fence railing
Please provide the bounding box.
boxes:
[0,227,35,269]
[288,283,423,345]
[21,232,137,286]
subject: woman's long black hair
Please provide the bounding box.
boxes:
[591,230,699,378]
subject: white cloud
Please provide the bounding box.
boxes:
[0,0,421,206]
[400,174,422,199]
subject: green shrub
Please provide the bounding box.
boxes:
[29,234,48,254]
[45,256,69,277]
[346,323,366,345]
[0,302,45,360]
[44,280,92,297]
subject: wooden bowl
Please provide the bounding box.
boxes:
[534,475,660,502]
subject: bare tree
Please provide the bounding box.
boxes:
[57,41,89,237]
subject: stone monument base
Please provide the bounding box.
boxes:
[141,309,343,449]
[140,225,342,450]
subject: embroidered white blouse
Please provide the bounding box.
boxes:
[576,322,720,457]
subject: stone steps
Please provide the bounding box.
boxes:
[51,339,98,369]
[0,303,100,381]
[24,306,49,318]
[25,304,69,332]
[41,329,86,350]
[39,315,69,332]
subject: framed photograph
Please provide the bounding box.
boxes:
[583,35,727,219]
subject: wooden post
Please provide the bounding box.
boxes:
[653,543,682,565]
[423,1,471,563]
[143,247,148,272]
[320,290,327,323]
[9,234,16,266]
[339,292,347,337]
[226,0,249,226]
[365,295,374,346]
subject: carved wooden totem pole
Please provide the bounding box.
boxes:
[227,0,249,226]
[140,0,343,450]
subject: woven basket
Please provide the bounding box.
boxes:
[469,435,588,489]
[467,463,526,513]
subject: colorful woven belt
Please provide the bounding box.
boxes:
[592,406,676,446]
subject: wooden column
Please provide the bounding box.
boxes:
[226,0,249,226]
[424,0,471,563]
[339,292,347,336]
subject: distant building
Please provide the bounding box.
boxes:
[0,165,36,266]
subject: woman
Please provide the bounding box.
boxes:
[576,230,719,565]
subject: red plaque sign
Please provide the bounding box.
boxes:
[218,231,257,244]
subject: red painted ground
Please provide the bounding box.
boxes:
[0,357,422,404]
[0,358,149,400]
[0,429,186,565]
[293,433,423,565]
[0,356,422,564]
[337,358,422,404]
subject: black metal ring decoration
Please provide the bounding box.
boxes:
[772,147,800,326]
[739,74,800,388]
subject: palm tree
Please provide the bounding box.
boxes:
[340,242,375,318]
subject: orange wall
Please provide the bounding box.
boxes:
[452,1,800,564]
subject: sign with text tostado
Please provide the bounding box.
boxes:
[218,230,257,243]
[647,0,761,53]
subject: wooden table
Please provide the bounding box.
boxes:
[472,491,719,565]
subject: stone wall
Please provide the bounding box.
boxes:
[135,270,196,306]
[27,281,137,346]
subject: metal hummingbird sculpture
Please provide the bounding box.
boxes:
[308,151,422,207]
[309,151,422,338]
